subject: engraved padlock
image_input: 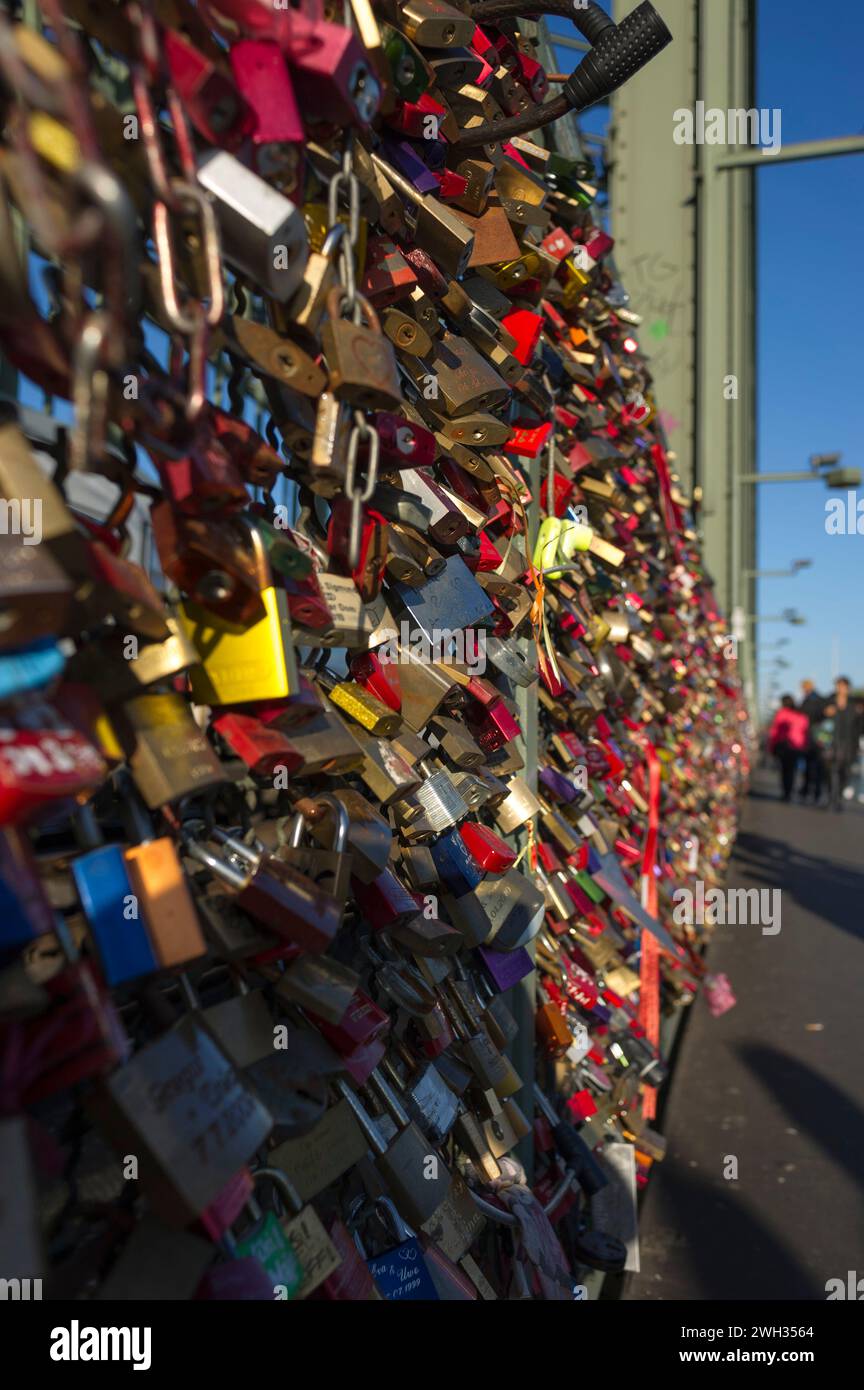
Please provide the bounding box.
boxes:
[321,287,403,410]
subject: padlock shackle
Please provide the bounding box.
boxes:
[184,838,250,891]
[292,793,350,853]
[252,1165,303,1215]
[210,825,260,865]
[336,1079,387,1157]
[366,1066,412,1130]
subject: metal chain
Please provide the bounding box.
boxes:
[344,409,380,568]
[127,0,224,420]
[326,133,361,323]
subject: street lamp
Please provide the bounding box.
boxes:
[739,453,862,488]
[747,609,806,626]
[744,558,813,579]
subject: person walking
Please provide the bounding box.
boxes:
[798,679,828,804]
[767,695,809,802]
[823,677,862,812]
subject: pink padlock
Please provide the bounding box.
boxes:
[229,40,305,190]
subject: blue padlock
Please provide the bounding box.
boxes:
[352,1198,439,1303]
[429,826,485,895]
[71,805,160,986]
[0,639,66,701]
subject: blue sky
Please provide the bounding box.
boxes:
[550,1,864,705]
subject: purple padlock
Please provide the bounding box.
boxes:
[476,944,534,993]
[380,137,440,195]
[539,766,581,803]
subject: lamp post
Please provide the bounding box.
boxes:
[733,458,857,705]
[744,559,812,579]
[747,609,806,627]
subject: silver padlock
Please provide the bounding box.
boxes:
[408,759,470,835]
[197,150,309,301]
[483,634,537,687]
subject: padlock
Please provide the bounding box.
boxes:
[88,1014,272,1227]
[284,18,381,127]
[223,1168,305,1299]
[70,801,161,987]
[228,40,304,190]
[0,530,73,650]
[276,793,352,912]
[197,149,309,300]
[212,710,304,779]
[326,497,389,604]
[109,692,228,810]
[351,1195,440,1301]
[164,27,254,152]
[382,1046,459,1146]
[185,827,342,954]
[430,826,486,896]
[275,954,360,1025]
[302,787,393,884]
[338,1072,452,1226]
[178,520,299,707]
[321,288,403,410]
[253,1167,343,1298]
[0,706,107,826]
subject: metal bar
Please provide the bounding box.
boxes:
[716,135,864,170]
[545,33,591,54]
[744,569,795,578]
[510,447,541,1181]
[739,471,817,483]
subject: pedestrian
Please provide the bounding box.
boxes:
[767,694,809,802]
[797,678,828,804]
[823,677,862,812]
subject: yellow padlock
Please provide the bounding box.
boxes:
[559,518,594,558]
[177,523,299,706]
[533,515,563,577]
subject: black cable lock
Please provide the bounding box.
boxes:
[451,1,672,150]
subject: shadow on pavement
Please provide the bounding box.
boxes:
[627,1157,822,1300]
[729,830,864,942]
[734,1043,864,1204]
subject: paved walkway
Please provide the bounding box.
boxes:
[625,770,864,1301]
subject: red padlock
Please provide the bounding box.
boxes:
[212,712,304,779]
[0,719,107,827]
[374,412,436,470]
[500,308,541,364]
[361,236,418,309]
[327,498,388,604]
[164,29,254,151]
[350,651,402,712]
[504,420,552,458]
[458,822,516,874]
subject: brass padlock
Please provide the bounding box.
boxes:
[321,287,403,410]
